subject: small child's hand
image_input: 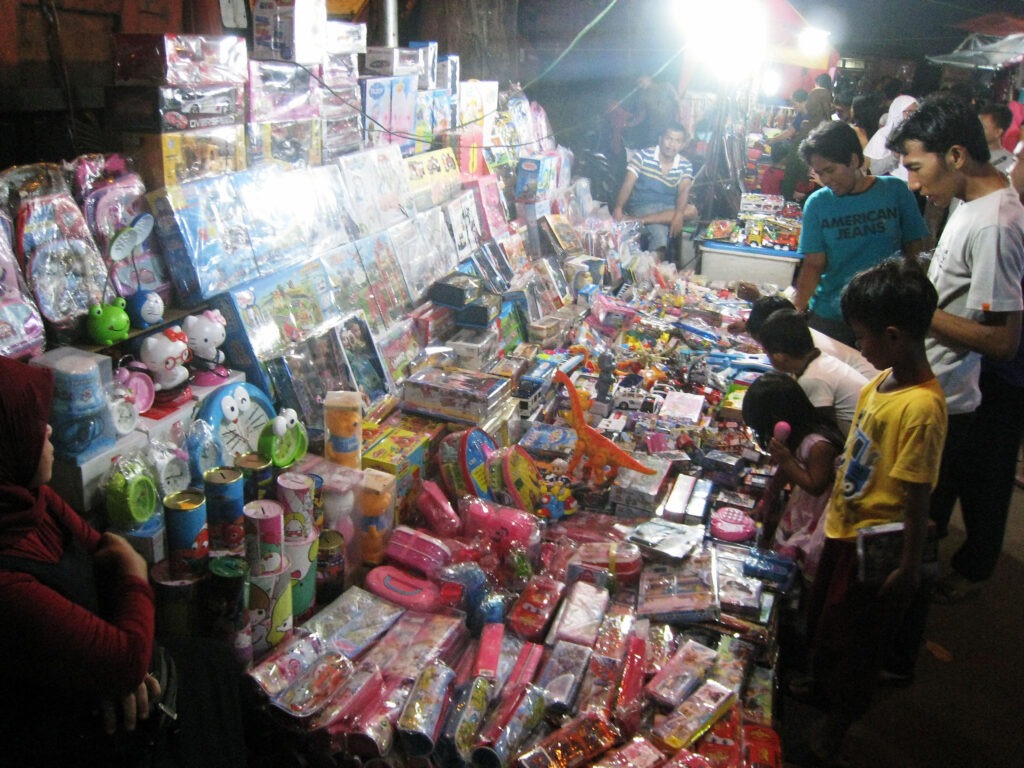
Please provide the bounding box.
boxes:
[768,437,793,466]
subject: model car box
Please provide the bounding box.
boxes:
[245,119,322,169]
[405,40,437,90]
[251,0,328,65]
[248,60,321,122]
[362,46,422,78]
[122,124,246,190]
[113,33,249,86]
[108,85,245,132]
[324,20,367,55]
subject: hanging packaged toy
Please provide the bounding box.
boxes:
[0,221,45,359]
[11,164,111,343]
[71,153,171,300]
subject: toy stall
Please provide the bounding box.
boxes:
[695,193,803,288]
[0,11,803,768]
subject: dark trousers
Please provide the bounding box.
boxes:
[932,371,1024,581]
[807,538,909,725]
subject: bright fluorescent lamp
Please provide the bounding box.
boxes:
[761,69,782,97]
[798,27,830,57]
[682,0,768,82]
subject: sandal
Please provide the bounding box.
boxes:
[932,571,981,605]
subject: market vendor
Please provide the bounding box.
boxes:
[792,120,930,347]
[612,122,698,259]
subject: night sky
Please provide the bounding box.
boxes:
[788,0,1024,60]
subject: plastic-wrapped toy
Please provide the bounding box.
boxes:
[553,370,655,486]
[183,308,229,385]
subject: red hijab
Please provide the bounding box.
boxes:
[0,356,55,546]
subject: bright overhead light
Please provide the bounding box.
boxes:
[799,27,831,57]
[761,69,782,97]
[682,0,768,82]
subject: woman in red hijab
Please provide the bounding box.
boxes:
[0,355,160,764]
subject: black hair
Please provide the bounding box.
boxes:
[662,122,687,138]
[815,73,833,89]
[799,120,864,166]
[851,92,885,134]
[978,101,1013,133]
[745,294,796,339]
[880,77,903,101]
[841,257,938,340]
[741,372,845,453]
[886,93,990,163]
[758,309,815,356]
[792,89,809,103]
[833,87,854,109]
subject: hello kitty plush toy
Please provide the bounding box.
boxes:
[183,309,229,386]
[139,325,192,403]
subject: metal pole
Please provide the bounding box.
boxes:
[382,0,398,47]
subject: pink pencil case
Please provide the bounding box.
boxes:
[385,525,452,576]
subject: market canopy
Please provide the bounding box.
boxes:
[927,32,1024,70]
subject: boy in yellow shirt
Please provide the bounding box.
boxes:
[802,258,947,765]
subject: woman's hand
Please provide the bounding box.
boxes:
[93,531,149,582]
[99,673,162,734]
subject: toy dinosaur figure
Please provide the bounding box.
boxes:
[554,370,656,486]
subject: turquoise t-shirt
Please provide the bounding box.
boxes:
[799,176,930,321]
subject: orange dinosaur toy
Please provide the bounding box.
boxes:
[554,370,656,486]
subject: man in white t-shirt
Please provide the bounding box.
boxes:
[743,294,879,379]
[756,308,868,436]
[885,93,1024,675]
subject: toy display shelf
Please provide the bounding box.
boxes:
[694,239,802,288]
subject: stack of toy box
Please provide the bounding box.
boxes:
[111,33,249,190]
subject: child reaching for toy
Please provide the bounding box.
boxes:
[742,372,845,582]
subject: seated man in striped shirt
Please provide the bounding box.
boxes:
[612,122,697,258]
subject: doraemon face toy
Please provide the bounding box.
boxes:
[125,290,165,330]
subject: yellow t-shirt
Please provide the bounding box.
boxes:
[825,371,947,541]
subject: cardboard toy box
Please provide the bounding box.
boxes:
[122,124,246,190]
[108,85,245,132]
[362,427,430,503]
[113,33,248,86]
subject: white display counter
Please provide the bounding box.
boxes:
[696,239,801,288]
